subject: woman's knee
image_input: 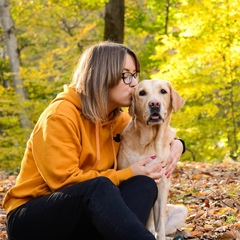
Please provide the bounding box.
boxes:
[120,176,158,200]
[61,176,114,195]
[134,175,157,191]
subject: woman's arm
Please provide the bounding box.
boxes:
[164,139,185,177]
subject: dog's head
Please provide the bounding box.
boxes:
[129,79,185,125]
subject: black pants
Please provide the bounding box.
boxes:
[7,176,158,240]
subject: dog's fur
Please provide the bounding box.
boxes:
[117,79,186,239]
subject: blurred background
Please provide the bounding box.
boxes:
[0,0,239,171]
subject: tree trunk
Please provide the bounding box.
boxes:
[0,0,31,129]
[164,0,170,35]
[104,0,124,43]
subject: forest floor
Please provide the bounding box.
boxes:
[0,161,240,240]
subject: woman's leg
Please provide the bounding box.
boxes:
[119,175,158,225]
[7,177,104,240]
[7,176,157,240]
[86,176,157,240]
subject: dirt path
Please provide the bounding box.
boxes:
[1,161,240,239]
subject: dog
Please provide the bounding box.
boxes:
[117,79,187,240]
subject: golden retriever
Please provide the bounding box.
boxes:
[117,79,187,240]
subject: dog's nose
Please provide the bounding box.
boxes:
[149,100,160,108]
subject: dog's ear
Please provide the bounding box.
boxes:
[128,89,136,119]
[169,83,185,112]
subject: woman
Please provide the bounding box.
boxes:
[3,41,185,240]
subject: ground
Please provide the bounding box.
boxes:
[0,161,240,240]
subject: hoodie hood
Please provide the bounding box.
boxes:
[51,84,81,111]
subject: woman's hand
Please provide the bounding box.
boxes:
[164,139,183,178]
[130,157,164,184]
[129,139,184,182]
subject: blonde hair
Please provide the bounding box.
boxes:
[70,41,140,123]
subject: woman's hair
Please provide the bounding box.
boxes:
[70,41,140,123]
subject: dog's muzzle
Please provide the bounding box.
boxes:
[147,101,164,125]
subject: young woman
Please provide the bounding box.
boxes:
[3,41,185,240]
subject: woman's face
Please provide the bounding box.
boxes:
[108,54,139,113]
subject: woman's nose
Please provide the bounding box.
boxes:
[130,76,139,87]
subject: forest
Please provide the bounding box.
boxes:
[0,1,240,239]
[0,0,239,170]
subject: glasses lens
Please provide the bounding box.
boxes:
[122,72,131,84]
[133,72,139,80]
[122,72,139,85]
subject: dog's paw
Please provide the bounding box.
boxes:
[172,236,184,240]
[165,236,185,240]
[165,204,188,235]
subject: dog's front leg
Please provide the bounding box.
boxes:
[154,176,170,240]
[146,208,156,237]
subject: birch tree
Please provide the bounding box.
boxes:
[0,0,31,129]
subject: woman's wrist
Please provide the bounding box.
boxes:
[175,138,185,154]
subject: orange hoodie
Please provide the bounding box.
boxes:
[3,85,133,214]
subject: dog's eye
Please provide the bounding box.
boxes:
[139,90,146,96]
[160,89,167,94]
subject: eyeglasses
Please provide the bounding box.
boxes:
[121,72,140,85]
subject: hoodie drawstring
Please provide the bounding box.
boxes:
[110,124,117,170]
[92,121,101,169]
[92,121,117,170]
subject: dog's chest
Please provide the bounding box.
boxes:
[118,135,170,169]
[118,121,175,169]
[135,142,170,165]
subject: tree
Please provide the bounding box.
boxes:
[104,0,124,43]
[0,0,31,129]
[152,0,240,161]
[0,0,107,169]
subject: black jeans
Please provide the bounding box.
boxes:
[7,176,158,240]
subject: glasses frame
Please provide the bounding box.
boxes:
[121,72,140,85]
